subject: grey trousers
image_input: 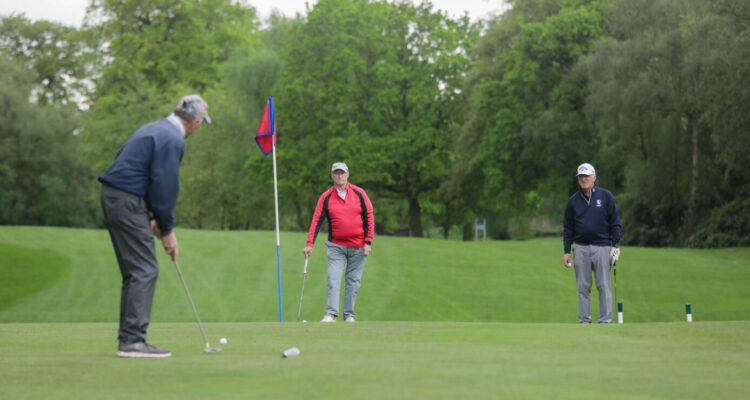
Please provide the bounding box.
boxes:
[101,184,159,343]
[573,244,612,324]
[325,241,367,319]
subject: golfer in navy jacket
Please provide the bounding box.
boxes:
[99,94,211,357]
[563,163,621,324]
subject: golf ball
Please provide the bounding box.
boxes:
[219,338,227,345]
[567,263,572,267]
[302,320,307,323]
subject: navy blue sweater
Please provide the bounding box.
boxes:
[563,185,621,253]
[99,119,185,234]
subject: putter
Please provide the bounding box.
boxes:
[613,259,618,308]
[173,261,222,353]
[297,256,309,321]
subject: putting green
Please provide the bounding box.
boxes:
[1,321,748,399]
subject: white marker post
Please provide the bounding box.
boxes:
[686,303,693,322]
[617,301,623,324]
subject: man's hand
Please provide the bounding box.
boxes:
[363,243,371,257]
[303,246,313,258]
[161,232,178,261]
[563,253,572,268]
[610,246,620,263]
[150,219,162,239]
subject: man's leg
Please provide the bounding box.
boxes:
[325,242,347,318]
[342,246,367,320]
[593,245,613,323]
[101,185,159,343]
[573,244,593,324]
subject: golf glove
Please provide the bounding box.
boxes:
[610,246,620,263]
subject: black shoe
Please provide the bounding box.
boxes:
[117,341,171,358]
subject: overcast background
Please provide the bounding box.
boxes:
[0,0,509,26]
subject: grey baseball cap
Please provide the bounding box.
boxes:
[176,94,212,124]
[331,162,349,173]
[576,163,596,176]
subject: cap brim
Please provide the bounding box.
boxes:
[203,115,212,125]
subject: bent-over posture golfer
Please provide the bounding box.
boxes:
[100,95,211,357]
[304,162,374,323]
[563,163,621,324]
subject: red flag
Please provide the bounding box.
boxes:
[255,97,276,155]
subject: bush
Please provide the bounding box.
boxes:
[687,197,750,248]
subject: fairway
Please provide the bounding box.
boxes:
[1,227,749,323]
[2,321,749,399]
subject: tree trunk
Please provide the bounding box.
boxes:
[690,109,699,198]
[408,196,423,237]
[295,201,305,230]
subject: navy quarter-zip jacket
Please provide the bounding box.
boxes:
[563,185,621,253]
[98,119,185,234]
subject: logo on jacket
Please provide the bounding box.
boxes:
[596,200,602,207]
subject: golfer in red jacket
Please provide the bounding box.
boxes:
[304,162,374,322]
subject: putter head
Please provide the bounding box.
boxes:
[205,347,222,353]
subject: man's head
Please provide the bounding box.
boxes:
[331,162,349,188]
[576,162,597,191]
[174,94,212,137]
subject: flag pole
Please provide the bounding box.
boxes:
[255,96,282,322]
[273,143,283,322]
[271,113,283,322]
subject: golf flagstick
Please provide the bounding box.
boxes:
[297,256,309,321]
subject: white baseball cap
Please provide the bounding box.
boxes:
[331,162,349,173]
[576,163,596,176]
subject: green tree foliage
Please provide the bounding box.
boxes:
[178,47,283,230]
[2,0,747,248]
[0,15,95,105]
[88,0,257,94]
[453,0,608,238]
[585,0,750,246]
[276,0,478,236]
[0,58,97,226]
[81,0,259,172]
[176,13,294,230]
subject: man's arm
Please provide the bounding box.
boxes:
[563,200,575,253]
[608,192,622,246]
[147,137,184,235]
[364,190,374,256]
[304,191,329,257]
[563,200,575,267]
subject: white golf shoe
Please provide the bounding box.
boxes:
[321,314,336,322]
[344,316,356,323]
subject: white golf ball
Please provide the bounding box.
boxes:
[219,337,227,345]
[567,263,572,267]
[302,320,307,323]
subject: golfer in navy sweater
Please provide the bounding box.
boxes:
[563,163,621,324]
[100,94,211,357]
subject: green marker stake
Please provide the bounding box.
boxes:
[617,302,623,324]
[686,303,692,322]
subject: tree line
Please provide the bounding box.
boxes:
[1,0,748,247]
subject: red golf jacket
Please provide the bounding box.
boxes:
[306,183,374,248]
